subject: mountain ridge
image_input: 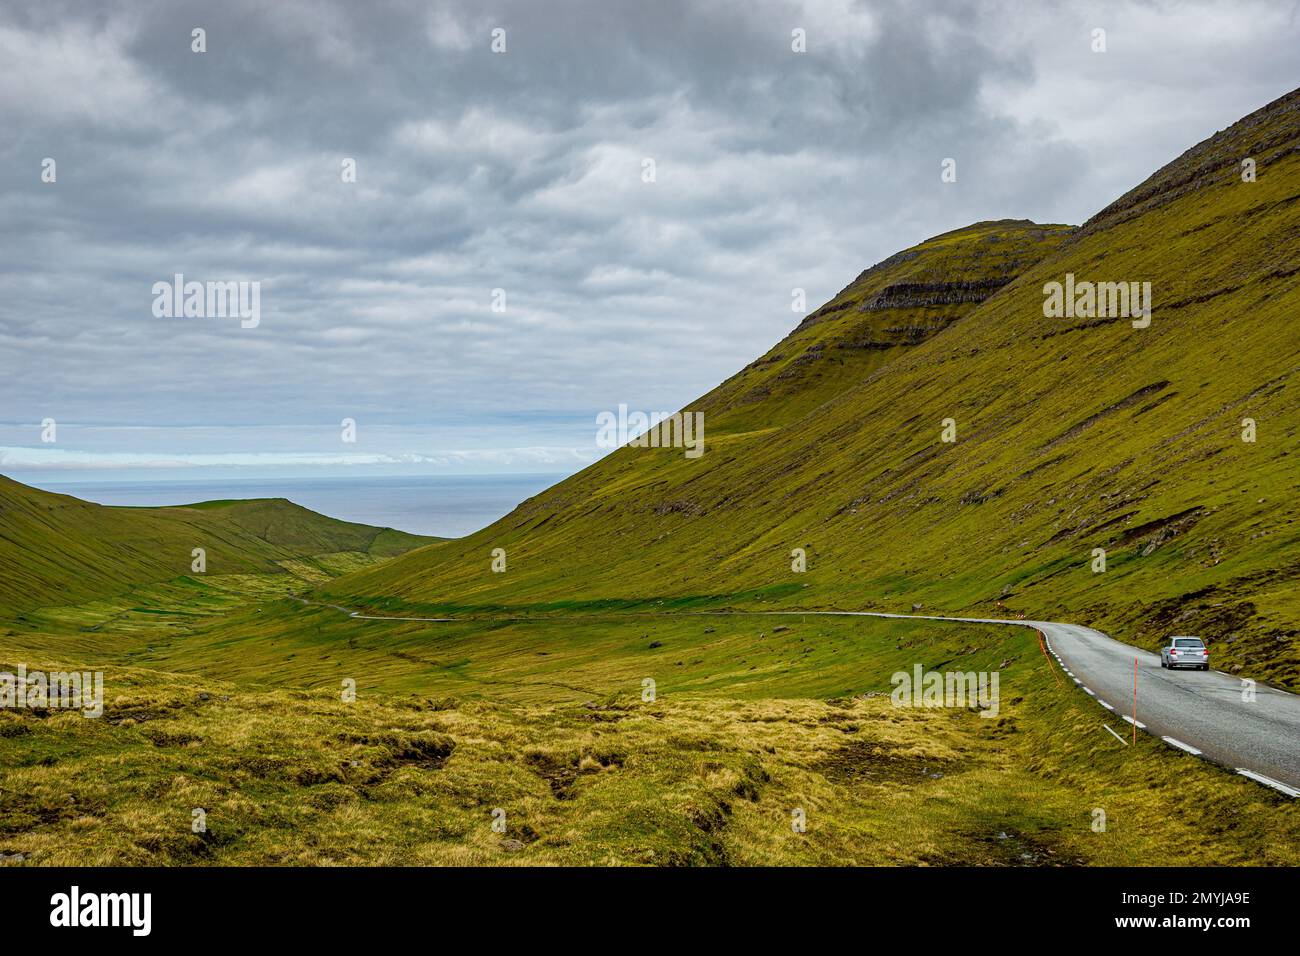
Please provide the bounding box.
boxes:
[0,474,433,613]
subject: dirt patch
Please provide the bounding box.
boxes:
[141,725,203,747]
[1110,505,1207,554]
[338,730,456,770]
[676,799,734,866]
[0,791,107,838]
[962,827,1087,866]
[813,739,960,786]
[103,696,191,726]
[523,749,583,799]
[0,718,32,738]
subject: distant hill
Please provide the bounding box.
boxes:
[0,475,433,613]
[323,87,1300,687]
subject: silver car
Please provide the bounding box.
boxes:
[1160,635,1209,670]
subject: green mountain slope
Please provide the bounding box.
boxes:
[0,475,433,613]
[698,219,1073,435]
[323,87,1300,688]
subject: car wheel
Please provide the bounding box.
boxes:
[1160,658,1167,668]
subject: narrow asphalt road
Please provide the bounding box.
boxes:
[292,598,1300,796]
[846,611,1300,796]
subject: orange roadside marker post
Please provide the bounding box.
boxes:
[1038,631,1063,688]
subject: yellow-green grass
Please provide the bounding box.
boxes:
[4,546,1295,866]
[6,581,1025,702]
[3,614,1297,866]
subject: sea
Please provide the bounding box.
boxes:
[32,474,564,539]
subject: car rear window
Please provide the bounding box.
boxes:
[1174,638,1204,647]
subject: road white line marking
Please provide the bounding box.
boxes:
[1122,714,1146,730]
[1235,769,1300,798]
[1161,736,1202,756]
[1084,687,1095,696]
[1073,678,1082,685]
[1103,724,1129,745]
[1099,700,1114,711]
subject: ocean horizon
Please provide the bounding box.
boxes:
[30,473,564,539]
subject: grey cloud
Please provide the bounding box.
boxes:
[0,0,1296,471]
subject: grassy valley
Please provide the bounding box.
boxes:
[5,591,1298,865]
[2,471,1297,866]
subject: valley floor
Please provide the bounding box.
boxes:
[2,564,1297,866]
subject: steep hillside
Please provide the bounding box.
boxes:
[0,475,432,613]
[325,87,1300,687]
[697,219,1073,435]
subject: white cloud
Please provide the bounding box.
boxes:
[0,21,155,126]
[0,445,596,471]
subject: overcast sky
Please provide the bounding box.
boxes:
[2,0,1297,481]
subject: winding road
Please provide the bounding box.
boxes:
[293,598,1300,797]
[847,612,1300,796]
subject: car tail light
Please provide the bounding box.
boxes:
[1202,650,1209,656]
[1170,650,1178,656]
